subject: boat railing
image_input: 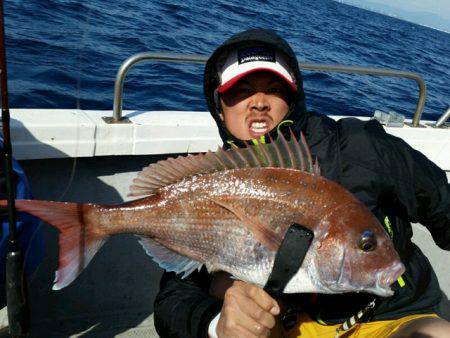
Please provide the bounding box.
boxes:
[435,107,450,127]
[109,52,427,127]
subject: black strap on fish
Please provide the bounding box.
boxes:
[264,223,314,299]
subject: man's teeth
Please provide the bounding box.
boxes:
[250,122,268,132]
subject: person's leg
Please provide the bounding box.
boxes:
[389,316,450,338]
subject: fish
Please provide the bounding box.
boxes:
[0,132,405,297]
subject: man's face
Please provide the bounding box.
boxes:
[219,71,291,141]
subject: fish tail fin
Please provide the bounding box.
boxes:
[6,199,108,290]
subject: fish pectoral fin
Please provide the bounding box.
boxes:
[136,236,203,278]
[207,197,281,251]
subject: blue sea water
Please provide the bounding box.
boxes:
[4,0,450,120]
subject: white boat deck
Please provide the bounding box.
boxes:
[1,109,449,337]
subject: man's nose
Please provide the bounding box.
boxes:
[250,92,269,112]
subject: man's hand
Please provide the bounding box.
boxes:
[216,280,280,338]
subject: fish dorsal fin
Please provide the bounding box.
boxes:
[129,131,319,197]
[137,236,202,278]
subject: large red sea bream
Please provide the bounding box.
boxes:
[1,133,405,297]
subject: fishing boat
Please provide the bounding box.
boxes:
[0,51,448,336]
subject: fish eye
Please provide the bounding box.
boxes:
[359,230,377,252]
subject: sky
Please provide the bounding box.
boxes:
[341,0,450,32]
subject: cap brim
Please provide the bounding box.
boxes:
[218,68,297,93]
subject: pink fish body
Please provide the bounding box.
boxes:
[2,133,405,297]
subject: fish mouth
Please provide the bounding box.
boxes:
[368,284,395,297]
[324,279,394,297]
[247,117,272,138]
[322,260,406,297]
[373,262,406,297]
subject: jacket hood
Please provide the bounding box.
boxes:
[203,28,308,147]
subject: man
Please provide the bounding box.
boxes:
[154,29,450,337]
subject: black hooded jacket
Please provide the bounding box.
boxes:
[154,29,450,338]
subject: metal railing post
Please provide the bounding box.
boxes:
[110,53,427,127]
[435,107,450,127]
[297,63,427,127]
[110,53,207,123]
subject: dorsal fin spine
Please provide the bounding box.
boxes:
[199,156,217,172]
[233,147,251,168]
[208,151,229,170]
[314,156,321,176]
[257,141,274,167]
[280,132,296,168]
[135,174,166,187]
[201,152,219,171]
[154,163,179,181]
[151,165,177,181]
[291,130,305,171]
[175,156,198,174]
[251,142,269,166]
[245,145,264,168]
[133,178,163,189]
[161,160,186,178]
[300,133,314,172]
[219,147,239,169]
[184,155,203,172]
[142,170,172,185]
[143,173,172,186]
[269,134,285,168]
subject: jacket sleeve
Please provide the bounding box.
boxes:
[154,269,222,338]
[366,120,450,250]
